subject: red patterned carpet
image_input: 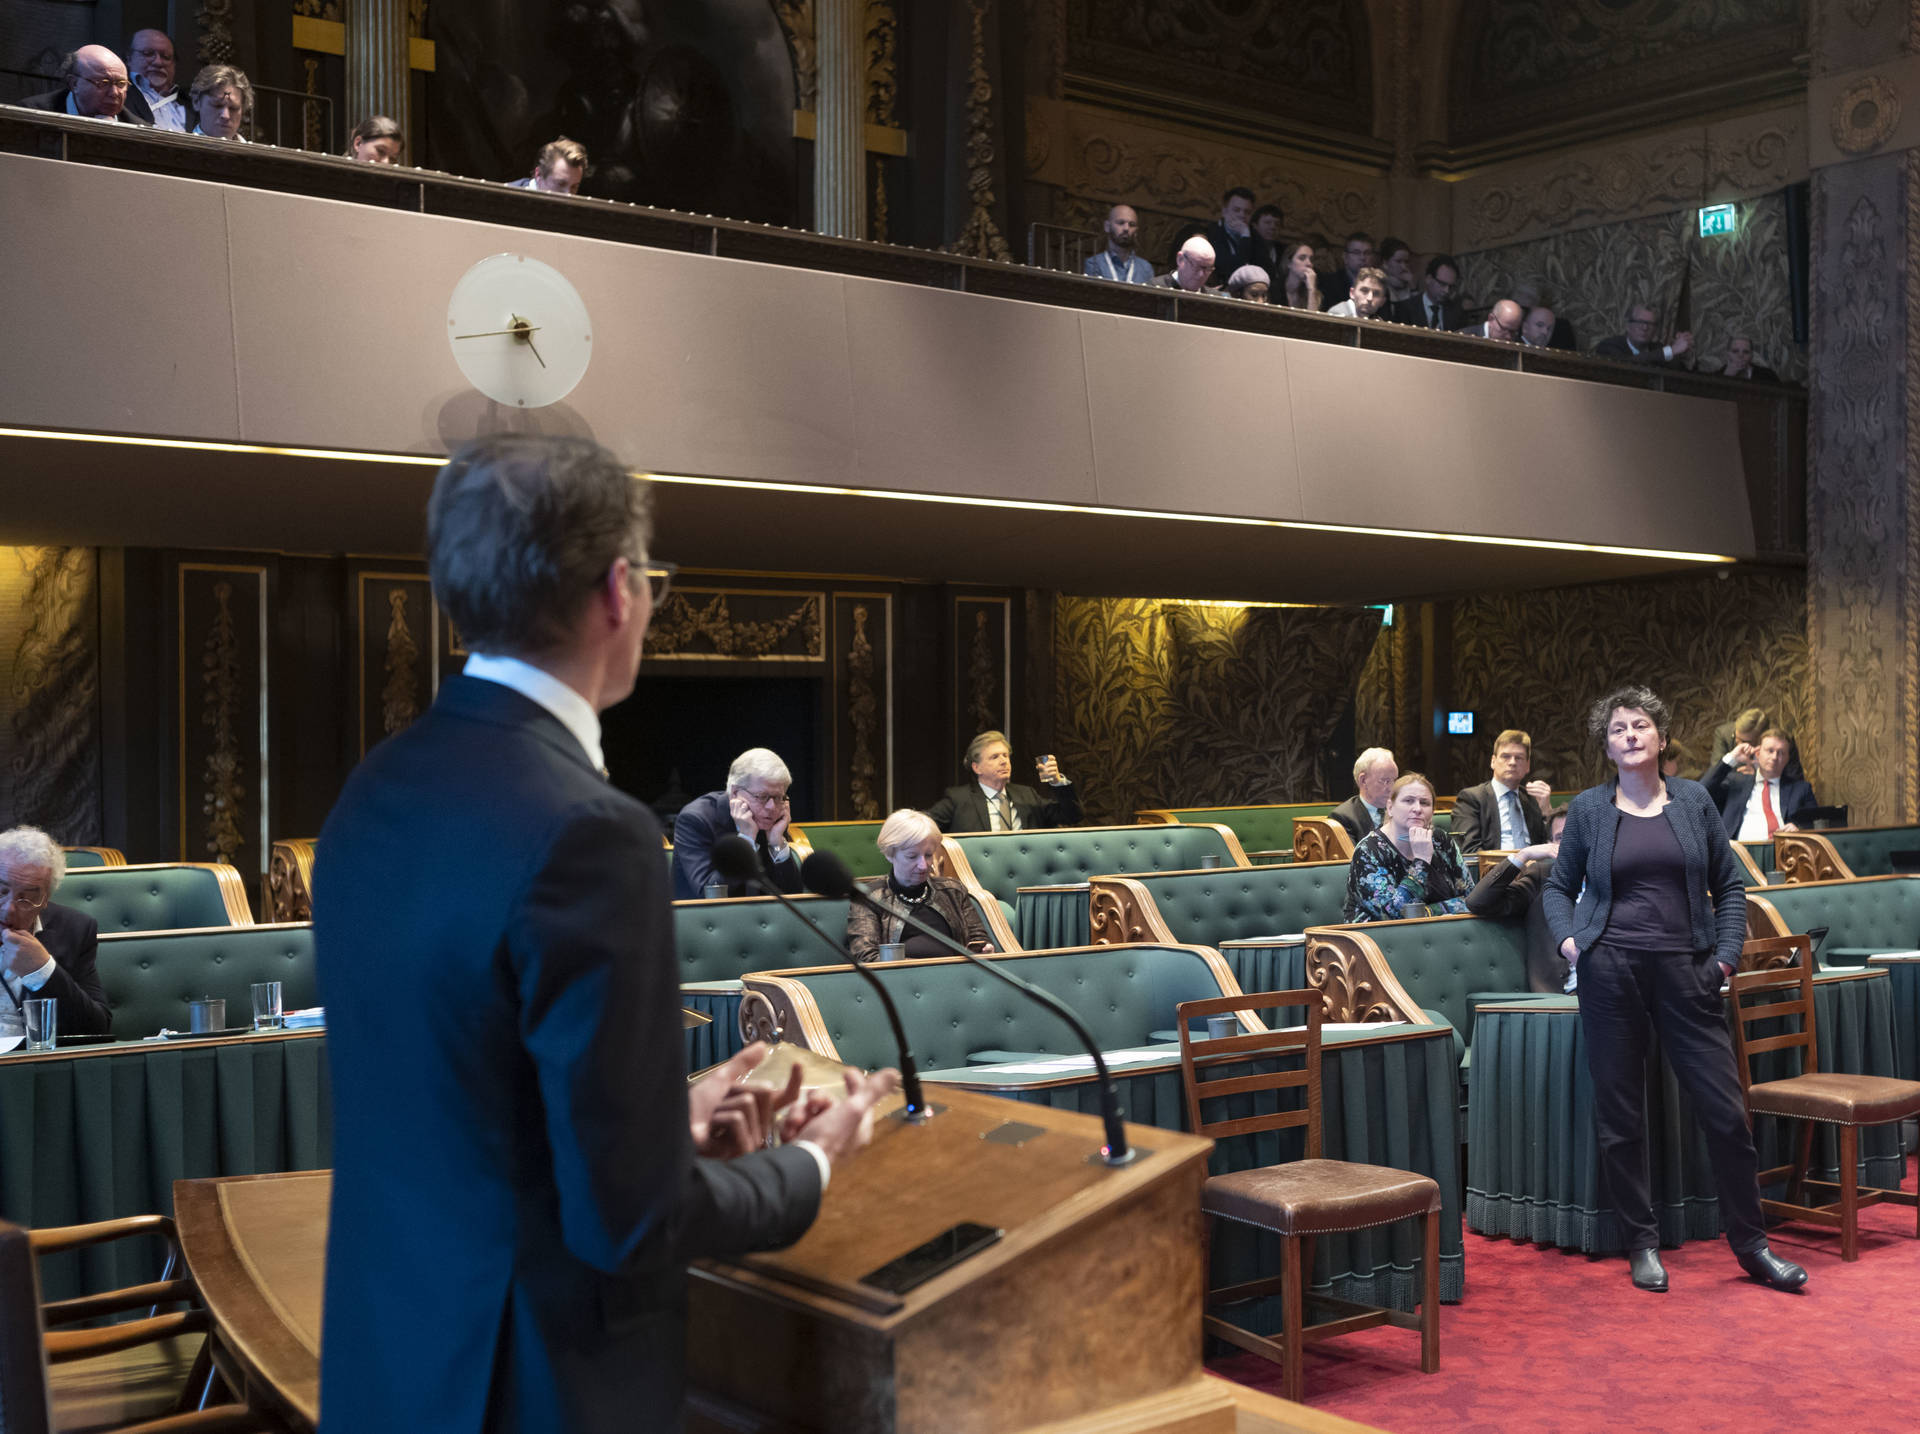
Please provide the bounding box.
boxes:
[1213,1155,1920,1433]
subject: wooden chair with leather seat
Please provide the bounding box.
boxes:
[1175,989,1440,1402]
[1729,933,1920,1261]
[0,1215,269,1433]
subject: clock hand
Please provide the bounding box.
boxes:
[452,325,545,340]
[522,333,548,369]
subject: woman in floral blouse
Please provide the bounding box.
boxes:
[1343,772,1473,921]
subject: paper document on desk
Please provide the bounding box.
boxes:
[0,1035,21,1054]
[981,1047,1175,1075]
[284,1008,325,1029]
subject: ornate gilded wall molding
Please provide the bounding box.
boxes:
[775,0,820,113]
[846,603,880,819]
[1832,73,1902,155]
[2,547,101,842]
[864,0,897,126]
[196,0,237,66]
[381,588,421,736]
[947,0,1013,262]
[199,581,246,866]
[646,590,826,661]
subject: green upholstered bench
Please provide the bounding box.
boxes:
[784,820,890,879]
[1136,803,1336,864]
[56,862,254,932]
[741,943,1245,1074]
[1738,840,1776,884]
[1776,825,1920,882]
[1746,875,1920,961]
[61,846,126,869]
[942,823,1248,949]
[96,922,317,1038]
[1087,862,1349,972]
[1306,913,1533,1053]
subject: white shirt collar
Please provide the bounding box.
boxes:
[134,75,176,103]
[461,653,605,772]
[1490,778,1517,798]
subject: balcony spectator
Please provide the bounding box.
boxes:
[348,115,405,165]
[1319,231,1375,311]
[1224,266,1270,302]
[1276,242,1320,311]
[1203,187,1256,283]
[1463,298,1524,342]
[188,65,251,140]
[1154,235,1218,293]
[1377,237,1415,303]
[1594,303,1691,365]
[1249,204,1286,281]
[1721,334,1778,382]
[509,137,590,195]
[1082,203,1154,284]
[1521,303,1558,348]
[1326,266,1389,319]
[21,46,147,125]
[1390,254,1462,330]
[1513,282,1577,350]
[124,30,186,131]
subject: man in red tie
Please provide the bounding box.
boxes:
[1701,728,1818,840]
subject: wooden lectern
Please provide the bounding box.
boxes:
[686,1058,1219,1434]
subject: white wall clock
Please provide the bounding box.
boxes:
[447,253,592,408]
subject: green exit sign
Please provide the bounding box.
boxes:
[1699,203,1738,237]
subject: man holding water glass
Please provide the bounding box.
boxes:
[0,825,112,1041]
[926,730,1082,833]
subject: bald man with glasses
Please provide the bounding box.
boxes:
[0,825,112,1040]
[22,46,151,125]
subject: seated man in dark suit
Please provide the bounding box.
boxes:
[1153,234,1218,292]
[1593,302,1692,364]
[926,729,1080,833]
[1318,231,1375,311]
[1388,254,1462,330]
[1708,705,1806,784]
[21,46,149,125]
[672,747,805,900]
[0,825,112,1038]
[1201,187,1256,288]
[1330,747,1398,844]
[1460,298,1524,342]
[315,433,896,1433]
[1464,809,1569,993]
[1450,728,1553,855]
[1702,728,1817,840]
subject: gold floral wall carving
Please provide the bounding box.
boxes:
[646,590,825,661]
[381,588,421,735]
[775,0,819,112]
[948,0,1013,262]
[1053,599,1383,824]
[1443,569,1810,794]
[847,603,881,819]
[199,581,246,866]
[0,547,102,843]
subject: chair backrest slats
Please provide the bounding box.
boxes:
[1176,988,1324,1157]
[1728,933,1818,1090]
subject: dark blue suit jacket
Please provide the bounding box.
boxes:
[315,675,821,1433]
[1699,760,1817,838]
[5,902,111,1035]
[670,790,805,901]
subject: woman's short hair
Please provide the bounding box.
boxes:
[1733,706,1769,739]
[1353,747,1394,782]
[726,748,791,793]
[1389,772,1434,804]
[877,809,939,858]
[348,113,404,154]
[0,825,66,893]
[964,730,1009,767]
[1587,686,1671,745]
[427,435,650,656]
[188,64,253,118]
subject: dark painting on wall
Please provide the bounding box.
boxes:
[431,0,798,223]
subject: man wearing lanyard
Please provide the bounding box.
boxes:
[0,826,112,1039]
[123,30,188,130]
[1081,203,1154,284]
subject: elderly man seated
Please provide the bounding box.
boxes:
[1154,235,1218,293]
[671,748,804,899]
[1,826,112,1039]
[926,730,1080,833]
[22,46,149,125]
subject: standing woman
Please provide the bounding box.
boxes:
[1343,772,1473,922]
[1543,686,1806,1293]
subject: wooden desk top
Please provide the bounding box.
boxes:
[174,1170,328,1432]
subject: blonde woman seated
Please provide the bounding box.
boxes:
[848,809,996,962]
[1342,772,1474,922]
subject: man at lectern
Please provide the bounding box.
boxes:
[315,434,896,1433]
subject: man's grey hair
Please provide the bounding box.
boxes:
[0,826,67,894]
[726,748,791,792]
[1353,747,1395,784]
[428,435,650,657]
[964,730,1009,767]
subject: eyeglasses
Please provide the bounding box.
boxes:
[642,560,676,606]
[0,883,48,914]
[82,76,131,93]
[739,788,788,807]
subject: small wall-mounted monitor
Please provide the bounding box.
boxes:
[1447,711,1476,736]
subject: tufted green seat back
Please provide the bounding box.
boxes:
[776,945,1232,1072]
[96,923,317,1038]
[56,865,247,933]
[786,821,890,879]
[61,848,118,870]
[1144,804,1332,857]
[1126,864,1349,945]
[673,895,854,982]
[1825,827,1920,878]
[1752,877,1920,957]
[950,825,1236,907]
[1324,915,1531,1044]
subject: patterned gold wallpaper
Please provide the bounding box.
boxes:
[0,546,102,843]
[1053,598,1384,823]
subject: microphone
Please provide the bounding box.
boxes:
[709,835,932,1124]
[802,849,1136,1166]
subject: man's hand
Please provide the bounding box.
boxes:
[1729,741,1758,769]
[728,790,758,836]
[1779,822,1800,833]
[1671,330,1693,356]
[1515,841,1560,865]
[1035,756,1064,785]
[1408,826,1434,863]
[1525,779,1552,814]
[766,800,792,847]
[0,927,51,979]
[688,1044,805,1159]
[786,1067,902,1166]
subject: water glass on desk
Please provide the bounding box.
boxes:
[23,998,56,1052]
[251,981,284,1031]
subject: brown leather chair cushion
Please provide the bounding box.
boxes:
[1203,1158,1440,1236]
[1747,1072,1920,1125]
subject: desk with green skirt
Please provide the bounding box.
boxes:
[1467,968,1905,1251]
